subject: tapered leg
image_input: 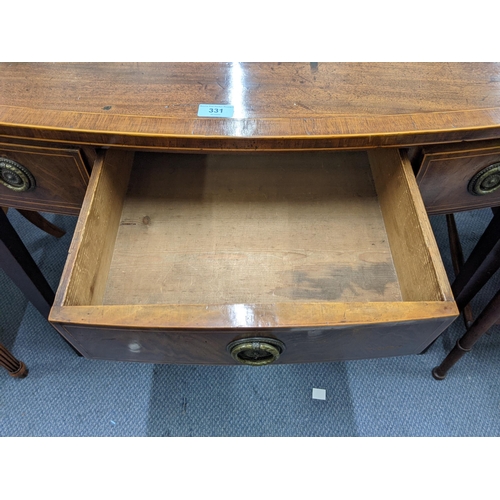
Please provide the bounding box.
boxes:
[17,209,66,238]
[0,208,54,318]
[0,209,83,357]
[432,288,500,379]
[0,342,28,378]
[446,214,474,327]
[419,213,475,355]
[452,209,500,311]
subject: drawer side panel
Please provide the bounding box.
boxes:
[56,149,134,307]
[369,149,454,302]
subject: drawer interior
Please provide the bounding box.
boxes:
[105,152,400,305]
[60,149,452,310]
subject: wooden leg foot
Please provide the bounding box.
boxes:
[432,288,500,379]
[9,361,28,378]
[0,343,28,378]
[432,366,447,380]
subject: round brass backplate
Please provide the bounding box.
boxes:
[0,157,36,192]
[227,337,286,366]
[468,162,500,196]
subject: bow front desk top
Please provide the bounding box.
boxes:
[1,62,500,150]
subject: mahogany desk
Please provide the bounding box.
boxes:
[1,62,500,366]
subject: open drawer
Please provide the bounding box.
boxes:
[49,149,458,365]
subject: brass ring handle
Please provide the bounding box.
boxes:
[0,157,36,192]
[227,337,285,366]
[468,162,500,196]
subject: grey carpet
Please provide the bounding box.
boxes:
[1,208,499,436]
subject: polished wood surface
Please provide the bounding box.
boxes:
[0,141,90,215]
[5,63,497,365]
[1,63,500,150]
[49,148,457,364]
[416,139,500,215]
[53,314,455,365]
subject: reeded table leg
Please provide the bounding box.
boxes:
[432,288,500,380]
[0,342,28,378]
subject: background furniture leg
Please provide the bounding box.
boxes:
[0,209,83,356]
[446,214,474,328]
[432,288,500,379]
[16,209,66,238]
[418,213,476,355]
[0,342,28,378]
[452,209,500,310]
[0,208,54,318]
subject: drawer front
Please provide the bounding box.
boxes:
[416,140,500,215]
[52,310,455,365]
[49,148,457,365]
[0,142,90,215]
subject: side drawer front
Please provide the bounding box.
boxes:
[0,142,90,215]
[53,317,454,365]
[416,140,500,215]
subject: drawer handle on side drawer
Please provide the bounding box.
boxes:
[0,158,36,192]
[227,338,285,366]
[468,162,500,196]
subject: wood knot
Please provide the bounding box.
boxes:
[142,216,151,225]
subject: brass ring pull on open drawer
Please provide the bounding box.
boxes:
[227,338,286,366]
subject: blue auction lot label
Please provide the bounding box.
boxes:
[198,104,234,118]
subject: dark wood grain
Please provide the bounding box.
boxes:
[4,62,493,367]
[416,139,500,214]
[0,141,90,215]
[1,63,500,150]
[54,315,455,365]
